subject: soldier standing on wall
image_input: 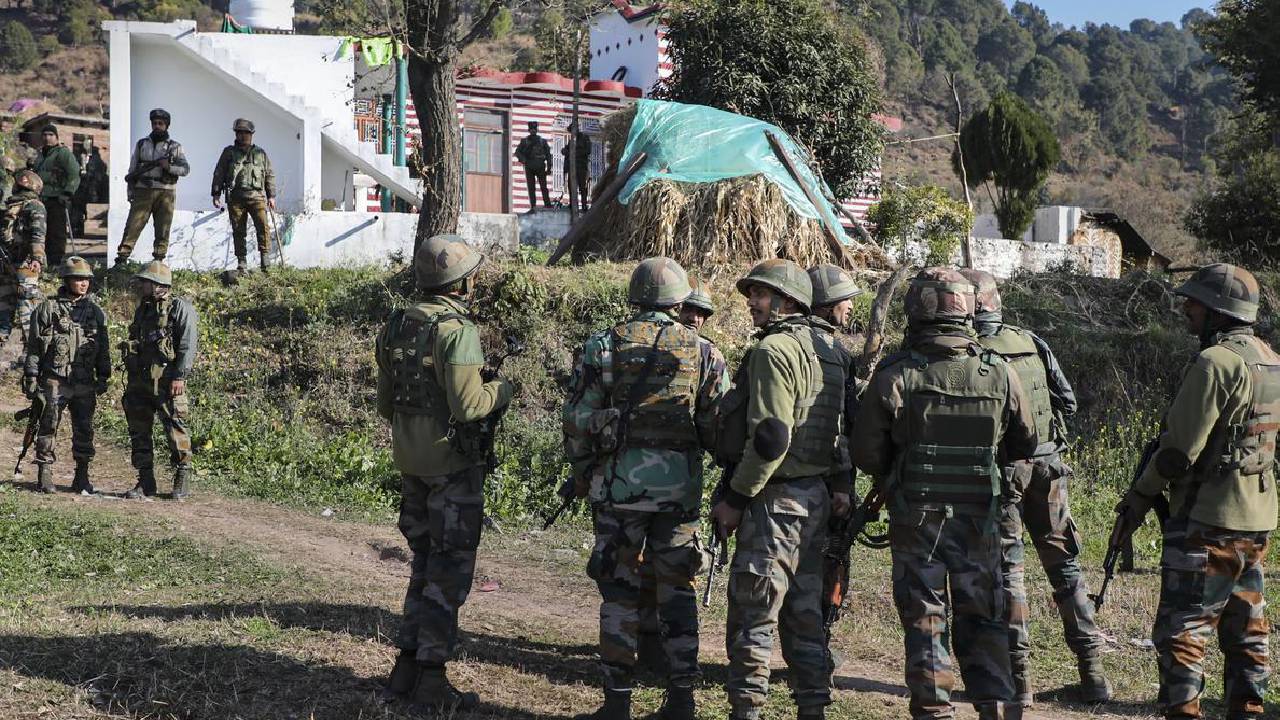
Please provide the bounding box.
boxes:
[212,119,276,273]
[515,121,552,212]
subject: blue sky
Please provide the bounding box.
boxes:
[1002,1,1211,30]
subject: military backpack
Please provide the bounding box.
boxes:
[600,317,701,451]
[977,325,1055,446]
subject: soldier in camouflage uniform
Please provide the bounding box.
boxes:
[32,125,79,267]
[1,156,15,203]
[1116,264,1278,720]
[22,257,110,495]
[959,269,1111,706]
[116,108,191,266]
[0,170,47,342]
[677,275,714,332]
[120,262,199,500]
[564,257,729,720]
[375,234,513,714]
[211,119,276,273]
[852,267,1038,720]
[709,259,848,720]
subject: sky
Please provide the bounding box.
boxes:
[1002,1,1210,30]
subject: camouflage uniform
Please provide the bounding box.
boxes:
[716,259,846,720]
[374,234,513,712]
[118,113,191,264]
[212,120,276,270]
[1119,264,1278,720]
[120,262,198,499]
[0,173,47,340]
[852,267,1038,720]
[32,134,79,266]
[961,269,1109,705]
[23,258,110,494]
[515,125,552,209]
[564,257,729,720]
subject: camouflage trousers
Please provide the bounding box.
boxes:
[122,381,192,469]
[726,477,831,717]
[227,195,271,261]
[397,467,485,664]
[588,506,704,690]
[891,508,1013,720]
[998,457,1103,703]
[0,266,42,338]
[118,187,176,261]
[1153,518,1270,719]
[34,378,96,464]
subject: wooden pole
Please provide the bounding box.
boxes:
[947,73,974,268]
[568,26,583,225]
[547,151,648,266]
[860,264,913,379]
[764,131,853,268]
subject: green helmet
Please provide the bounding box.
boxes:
[628,256,692,308]
[233,118,255,133]
[683,275,714,315]
[58,256,94,279]
[736,259,813,312]
[904,266,974,324]
[13,169,41,194]
[414,234,483,291]
[135,260,172,286]
[959,268,1002,322]
[807,264,863,308]
[1174,263,1260,323]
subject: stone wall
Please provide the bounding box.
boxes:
[518,209,573,250]
[952,237,1116,279]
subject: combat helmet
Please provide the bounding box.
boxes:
[1174,263,1260,323]
[58,256,94,279]
[629,256,691,308]
[959,268,1002,323]
[12,169,41,195]
[414,234,483,291]
[233,118,255,133]
[684,275,714,315]
[1,156,14,172]
[808,264,863,308]
[135,260,173,286]
[904,266,974,324]
[736,258,813,312]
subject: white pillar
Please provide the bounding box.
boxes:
[106,22,133,253]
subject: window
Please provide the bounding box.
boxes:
[464,131,502,174]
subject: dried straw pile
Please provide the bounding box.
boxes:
[574,107,878,269]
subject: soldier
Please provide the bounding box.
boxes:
[564,257,728,720]
[211,119,276,273]
[515,121,552,211]
[0,170,47,342]
[561,122,592,211]
[116,108,191,266]
[960,268,1111,706]
[1,156,15,203]
[375,234,513,713]
[22,257,109,495]
[709,259,846,720]
[851,267,1038,720]
[677,275,714,331]
[120,261,198,500]
[31,125,79,266]
[1115,264,1278,720]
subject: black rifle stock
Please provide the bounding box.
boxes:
[702,464,734,608]
[542,476,578,531]
[1091,438,1170,612]
[12,393,44,479]
[822,485,888,632]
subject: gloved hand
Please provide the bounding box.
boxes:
[21,375,37,398]
[1115,487,1157,527]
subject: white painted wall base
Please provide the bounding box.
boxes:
[518,209,573,249]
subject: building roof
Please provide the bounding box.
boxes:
[1084,210,1171,265]
[21,112,109,130]
[460,67,643,98]
[609,0,663,22]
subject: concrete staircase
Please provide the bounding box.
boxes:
[173,33,420,206]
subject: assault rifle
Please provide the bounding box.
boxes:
[702,465,734,608]
[822,485,889,632]
[1090,438,1171,612]
[453,336,527,469]
[124,154,171,186]
[12,391,45,481]
[542,475,578,530]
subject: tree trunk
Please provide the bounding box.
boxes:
[408,52,462,253]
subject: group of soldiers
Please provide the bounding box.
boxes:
[377,234,1277,720]
[515,120,592,212]
[117,109,278,274]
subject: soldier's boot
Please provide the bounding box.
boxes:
[1011,658,1032,707]
[172,464,192,500]
[1077,657,1112,703]
[124,468,157,499]
[236,257,248,273]
[797,706,825,720]
[378,650,418,703]
[573,688,631,720]
[72,460,95,494]
[975,702,1023,720]
[659,685,694,720]
[259,257,270,274]
[406,663,479,714]
[36,463,54,494]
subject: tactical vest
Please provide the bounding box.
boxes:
[602,318,701,450]
[229,147,269,193]
[382,308,463,417]
[127,297,177,380]
[892,344,1008,519]
[977,325,1054,446]
[39,297,101,381]
[1202,334,1280,483]
[134,137,180,187]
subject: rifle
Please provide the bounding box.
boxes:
[12,392,44,481]
[542,475,579,530]
[124,156,169,186]
[453,336,527,470]
[822,485,889,632]
[1090,438,1171,612]
[702,465,734,608]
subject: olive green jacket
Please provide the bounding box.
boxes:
[375,295,513,477]
[33,144,80,200]
[1135,327,1279,532]
[211,144,276,200]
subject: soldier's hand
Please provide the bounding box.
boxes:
[158,159,170,171]
[25,259,41,274]
[21,375,37,399]
[710,500,742,540]
[1115,488,1156,527]
[831,492,852,518]
[267,198,277,212]
[212,195,223,209]
[168,379,186,397]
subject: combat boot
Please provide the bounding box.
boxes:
[236,257,248,273]
[124,467,157,499]
[259,258,270,274]
[72,460,95,494]
[659,685,694,720]
[975,702,1022,720]
[172,464,192,500]
[1077,657,1112,703]
[797,706,825,720]
[36,463,54,493]
[379,650,418,703]
[573,688,631,720]
[406,663,478,714]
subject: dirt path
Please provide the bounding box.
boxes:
[1,391,1157,720]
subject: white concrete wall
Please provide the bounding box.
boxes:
[955,237,1115,279]
[590,12,662,93]
[202,33,352,125]
[974,206,1085,244]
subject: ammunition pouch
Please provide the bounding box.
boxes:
[588,408,621,454]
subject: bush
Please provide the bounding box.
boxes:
[866,184,972,265]
[0,21,38,73]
